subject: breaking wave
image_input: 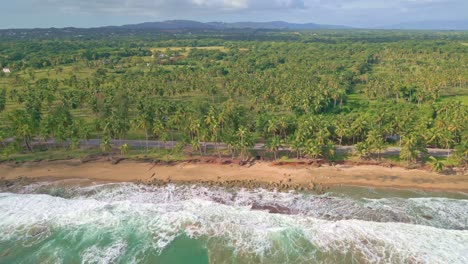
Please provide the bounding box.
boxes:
[0,182,467,263]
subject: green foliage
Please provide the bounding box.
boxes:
[365,129,386,159]
[428,156,445,173]
[6,109,35,151]
[0,88,6,112]
[266,136,281,160]
[119,143,129,156]
[100,137,112,153]
[400,134,428,164]
[355,142,370,159]
[0,30,466,162]
[452,141,468,166]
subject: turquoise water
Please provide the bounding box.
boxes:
[0,181,467,263]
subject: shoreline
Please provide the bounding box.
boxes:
[1,158,467,193]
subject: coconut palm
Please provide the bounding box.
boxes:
[119,143,129,156]
[428,156,445,173]
[7,109,34,151]
[305,139,321,161]
[366,129,385,160]
[266,136,281,160]
[355,142,370,159]
[100,137,112,153]
[399,133,427,165]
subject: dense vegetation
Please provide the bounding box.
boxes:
[0,29,467,167]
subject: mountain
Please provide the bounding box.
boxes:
[121,20,216,30]
[120,20,349,30]
[208,21,350,30]
[383,20,468,30]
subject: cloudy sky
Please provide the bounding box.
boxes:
[1,0,467,29]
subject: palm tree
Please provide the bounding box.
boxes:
[133,114,152,152]
[355,142,370,159]
[305,139,321,161]
[100,137,112,153]
[289,135,305,159]
[366,129,385,160]
[70,137,80,150]
[205,107,222,158]
[424,127,441,148]
[79,121,92,148]
[7,109,34,151]
[267,119,278,137]
[428,156,445,173]
[119,143,129,156]
[453,142,467,167]
[440,130,455,158]
[278,117,288,138]
[152,120,165,151]
[335,124,347,146]
[190,137,202,156]
[321,142,336,161]
[133,100,156,152]
[399,134,427,165]
[237,126,253,161]
[266,136,281,160]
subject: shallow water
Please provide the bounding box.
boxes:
[0,181,467,264]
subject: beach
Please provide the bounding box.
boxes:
[2,159,468,263]
[1,159,467,192]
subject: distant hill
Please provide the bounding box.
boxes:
[121,20,214,30]
[383,20,468,30]
[208,21,350,30]
[120,20,350,30]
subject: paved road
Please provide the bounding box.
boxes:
[24,138,453,158]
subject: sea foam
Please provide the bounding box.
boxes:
[1,183,467,263]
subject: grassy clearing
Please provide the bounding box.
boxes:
[440,95,468,105]
[2,146,458,171]
[1,148,101,163]
[125,148,186,162]
[0,146,189,163]
[346,92,369,108]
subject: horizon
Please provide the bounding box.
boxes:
[1,0,467,29]
[1,3,467,263]
[1,19,468,31]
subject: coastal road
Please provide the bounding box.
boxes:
[25,139,453,158]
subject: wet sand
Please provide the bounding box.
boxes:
[0,159,467,192]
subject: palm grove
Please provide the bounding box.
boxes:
[0,30,466,167]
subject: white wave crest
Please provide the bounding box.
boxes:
[1,184,468,263]
[81,240,127,264]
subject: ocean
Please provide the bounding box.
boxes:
[0,180,467,263]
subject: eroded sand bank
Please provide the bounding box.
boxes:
[1,159,467,192]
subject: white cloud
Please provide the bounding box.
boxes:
[306,0,454,10]
[40,0,305,15]
[191,0,248,9]
[23,0,467,28]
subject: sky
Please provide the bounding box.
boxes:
[1,0,467,29]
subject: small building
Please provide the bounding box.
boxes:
[2,68,11,73]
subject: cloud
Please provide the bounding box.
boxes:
[306,0,454,10]
[17,0,467,28]
[39,0,305,16]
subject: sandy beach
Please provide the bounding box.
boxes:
[1,159,467,192]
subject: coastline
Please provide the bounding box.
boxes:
[1,158,467,193]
